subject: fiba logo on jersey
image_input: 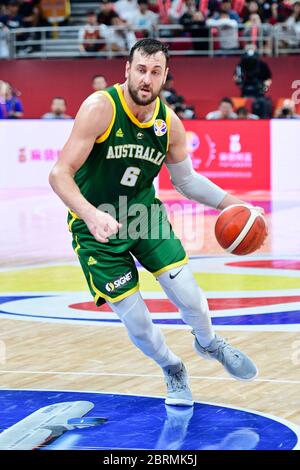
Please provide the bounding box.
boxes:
[154,119,167,136]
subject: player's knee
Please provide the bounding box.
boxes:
[123,311,152,340]
[160,265,207,311]
[110,291,153,340]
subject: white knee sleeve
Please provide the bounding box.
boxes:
[157,264,214,347]
[107,291,181,368]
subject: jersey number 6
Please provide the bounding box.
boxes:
[120,166,141,187]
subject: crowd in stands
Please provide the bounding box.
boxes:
[0,1,299,120]
[0,0,71,56]
[1,70,300,119]
[1,0,300,57]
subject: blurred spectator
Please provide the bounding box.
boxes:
[92,74,108,91]
[180,0,209,51]
[18,0,40,28]
[243,12,272,53]
[161,73,187,109]
[41,97,71,119]
[168,0,191,23]
[284,1,300,47]
[234,44,272,97]
[262,0,292,23]
[217,0,241,22]
[78,10,108,53]
[206,97,237,119]
[0,80,24,119]
[274,98,300,118]
[105,16,137,51]
[0,0,46,54]
[0,1,23,30]
[161,73,178,105]
[236,105,259,118]
[206,11,239,51]
[126,0,159,32]
[175,103,197,119]
[114,0,138,22]
[98,0,137,52]
[97,0,119,26]
[161,73,196,118]
[244,12,262,38]
[242,0,263,22]
[0,20,9,57]
[40,0,70,26]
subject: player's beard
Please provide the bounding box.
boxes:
[127,76,163,106]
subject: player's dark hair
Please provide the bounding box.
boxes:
[129,39,169,66]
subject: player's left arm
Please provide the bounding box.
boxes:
[165,110,261,211]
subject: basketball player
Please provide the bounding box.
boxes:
[49,39,261,407]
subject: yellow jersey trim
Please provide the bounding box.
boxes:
[68,209,80,232]
[115,84,160,129]
[95,91,116,143]
[74,235,81,254]
[165,105,172,152]
[151,256,189,277]
[89,272,140,303]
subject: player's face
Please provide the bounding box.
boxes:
[126,50,168,106]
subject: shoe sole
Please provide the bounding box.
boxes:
[193,341,259,382]
[165,398,194,407]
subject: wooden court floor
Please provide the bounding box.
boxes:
[0,188,299,448]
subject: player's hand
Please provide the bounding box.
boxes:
[84,209,122,243]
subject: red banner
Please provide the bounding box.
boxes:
[160,120,270,191]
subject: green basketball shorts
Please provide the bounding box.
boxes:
[69,198,188,305]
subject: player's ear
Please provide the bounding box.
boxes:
[125,61,130,79]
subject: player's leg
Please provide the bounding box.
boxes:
[107,290,193,406]
[71,228,193,406]
[157,263,215,347]
[108,290,180,368]
[132,198,214,346]
[133,199,257,381]
[157,263,258,380]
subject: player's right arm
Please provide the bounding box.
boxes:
[49,93,121,243]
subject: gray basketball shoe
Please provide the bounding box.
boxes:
[193,333,258,381]
[163,363,194,406]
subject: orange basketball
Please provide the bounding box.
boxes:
[215,204,267,256]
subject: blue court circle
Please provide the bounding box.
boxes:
[0,390,298,450]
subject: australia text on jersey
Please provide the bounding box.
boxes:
[106,144,165,166]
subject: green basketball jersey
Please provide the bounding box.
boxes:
[72,84,171,220]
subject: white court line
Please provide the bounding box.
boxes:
[0,368,300,385]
